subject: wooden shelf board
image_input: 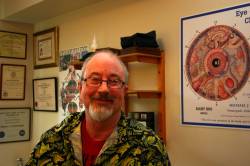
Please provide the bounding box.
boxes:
[119,53,160,64]
[126,90,161,98]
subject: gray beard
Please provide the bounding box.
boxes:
[88,103,113,122]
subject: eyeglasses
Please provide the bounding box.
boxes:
[83,76,125,89]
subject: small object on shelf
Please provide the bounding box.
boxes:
[128,112,155,131]
[96,47,121,55]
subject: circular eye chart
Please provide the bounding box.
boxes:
[181,3,250,129]
[185,25,249,101]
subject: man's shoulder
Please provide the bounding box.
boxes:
[41,112,83,139]
[26,112,83,166]
[97,116,169,165]
[119,117,164,147]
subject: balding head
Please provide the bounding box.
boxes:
[81,48,128,84]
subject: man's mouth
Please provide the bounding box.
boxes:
[91,96,114,104]
[95,99,113,104]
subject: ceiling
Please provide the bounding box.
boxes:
[1,0,104,24]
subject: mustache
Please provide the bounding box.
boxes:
[90,94,115,101]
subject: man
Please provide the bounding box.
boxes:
[26,48,171,165]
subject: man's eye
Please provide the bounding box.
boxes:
[90,77,101,82]
[109,79,119,84]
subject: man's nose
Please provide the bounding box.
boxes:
[97,80,109,92]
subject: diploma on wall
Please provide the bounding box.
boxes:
[0,108,31,143]
[33,77,58,112]
[38,37,52,60]
[0,31,27,59]
[33,27,59,69]
[0,64,26,100]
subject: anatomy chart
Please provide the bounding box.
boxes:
[181,3,250,129]
[58,48,86,120]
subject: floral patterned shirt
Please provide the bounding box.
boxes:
[26,111,171,166]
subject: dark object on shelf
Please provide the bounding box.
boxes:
[96,47,121,55]
[127,112,155,131]
[120,47,161,56]
[120,30,159,49]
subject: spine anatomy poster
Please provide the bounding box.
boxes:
[181,3,250,129]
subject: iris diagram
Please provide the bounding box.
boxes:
[185,25,250,101]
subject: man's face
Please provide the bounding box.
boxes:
[79,52,127,121]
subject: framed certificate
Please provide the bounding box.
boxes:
[0,108,31,143]
[0,30,27,59]
[33,27,59,69]
[0,64,26,100]
[33,77,58,112]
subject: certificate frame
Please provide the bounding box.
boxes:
[0,64,26,100]
[33,77,58,112]
[33,27,59,69]
[0,108,31,143]
[0,30,27,59]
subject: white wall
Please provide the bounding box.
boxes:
[0,20,33,166]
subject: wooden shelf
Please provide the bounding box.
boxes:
[119,53,161,64]
[71,52,162,69]
[126,90,161,98]
[121,51,166,143]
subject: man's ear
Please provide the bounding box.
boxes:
[78,80,82,92]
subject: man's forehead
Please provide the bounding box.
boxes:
[86,52,120,68]
[84,53,124,77]
[90,52,115,61]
